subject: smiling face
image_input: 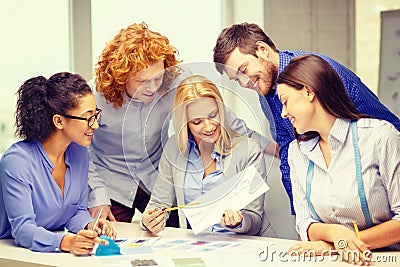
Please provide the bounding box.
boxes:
[186,97,221,146]
[277,83,316,134]
[224,46,278,96]
[126,60,165,103]
[61,93,99,147]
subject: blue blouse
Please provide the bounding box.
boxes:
[184,137,234,232]
[0,141,94,252]
[184,137,224,204]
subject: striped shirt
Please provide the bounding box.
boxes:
[289,118,400,250]
[259,50,400,214]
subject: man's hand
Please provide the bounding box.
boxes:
[89,205,116,221]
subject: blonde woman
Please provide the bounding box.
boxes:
[141,75,275,237]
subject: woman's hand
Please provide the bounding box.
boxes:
[61,230,108,255]
[288,240,335,256]
[142,208,166,235]
[89,205,116,221]
[265,141,280,158]
[220,210,243,228]
[86,218,117,239]
[329,224,372,265]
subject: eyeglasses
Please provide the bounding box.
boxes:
[62,108,102,127]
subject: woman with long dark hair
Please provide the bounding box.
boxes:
[277,55,400,264]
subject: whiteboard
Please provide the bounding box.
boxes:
[378,9,400,117]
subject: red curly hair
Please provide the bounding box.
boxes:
[95,22,181,108]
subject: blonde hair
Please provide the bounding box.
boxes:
[95,22,181,108]
[173,75,239,156]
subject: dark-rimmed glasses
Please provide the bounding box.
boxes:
[62,108,102,127]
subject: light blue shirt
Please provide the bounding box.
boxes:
[184,137,225,204]
[184,136,236,233]
[0,141,94,252]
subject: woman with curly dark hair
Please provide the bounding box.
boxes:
[0,72,116,254]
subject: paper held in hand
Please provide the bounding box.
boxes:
[182,165,270,235]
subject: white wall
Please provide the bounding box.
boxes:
[265,0,355,69]
[0,0,70,154]
[378,9,400,117]
[356,0,400,94]
[91,0,222,66]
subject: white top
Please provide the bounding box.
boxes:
[289,118,400,250]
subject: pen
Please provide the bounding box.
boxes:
[353,220,361,239]
[92,206,103,231]
[164,202,200,212]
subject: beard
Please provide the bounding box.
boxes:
[259,57,278,96]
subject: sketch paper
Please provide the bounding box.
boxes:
[152,238,241,253]
[152,239,192,250]
[94,237,159,259]
[172,257,205,267]
[183,165,269,234]
[118,238,159,255]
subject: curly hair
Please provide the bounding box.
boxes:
[95,22,181,108]
[15,72,92,142]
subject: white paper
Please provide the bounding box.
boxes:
[183,165,269,234]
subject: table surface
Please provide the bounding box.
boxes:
[0,222,399,267]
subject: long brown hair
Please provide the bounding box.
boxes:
[277,54,367,141]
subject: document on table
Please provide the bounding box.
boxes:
[93,237,160,266]
[183,165,269,234]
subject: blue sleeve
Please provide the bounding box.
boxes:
[273,117,294,214]
[319,54,400,130]
[64,186,93,233]
[278,145,294,214]
[0,152,66,252]
[263,96,296,214]
[64,151,94,233]
[346,79,400,130]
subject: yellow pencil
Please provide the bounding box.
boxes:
[353,220,361,239]
[164,202,200,211]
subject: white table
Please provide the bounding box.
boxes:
[0,222,399,266]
